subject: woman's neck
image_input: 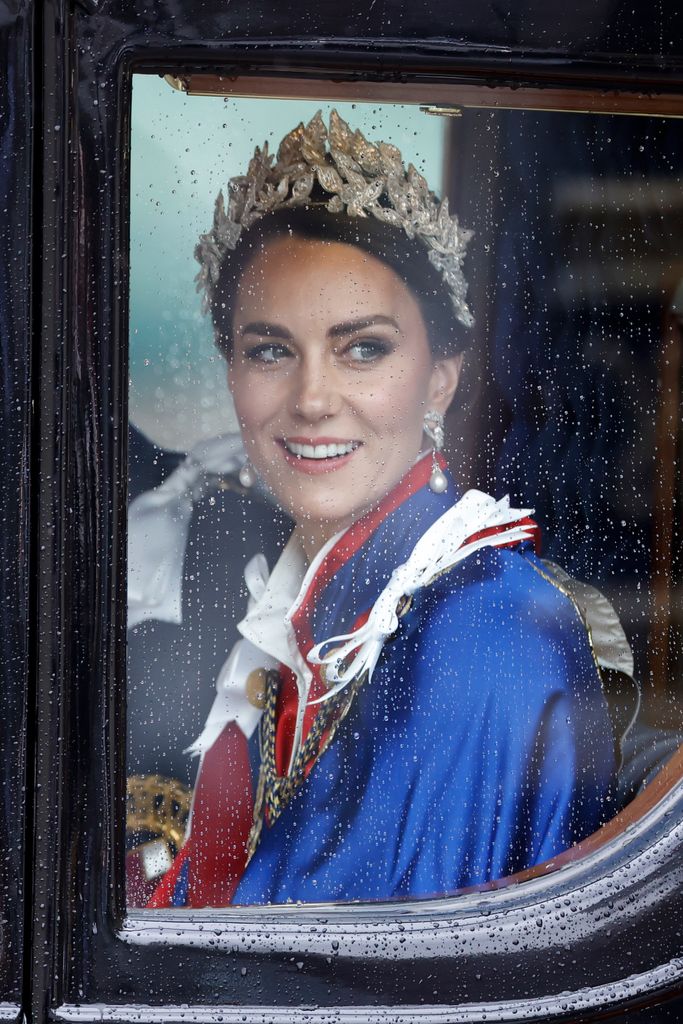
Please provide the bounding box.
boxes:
[292,452,437,563]
[294,519,349,565]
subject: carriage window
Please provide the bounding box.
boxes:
[126,73,683,910]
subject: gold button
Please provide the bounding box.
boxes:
[246,668,268,709]
[320,662,346,688]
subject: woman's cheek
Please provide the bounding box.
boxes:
[370,376,425,434]
[234,372,277,429]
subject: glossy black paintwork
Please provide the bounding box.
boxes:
[75,0,683,63]
[21,1,683,1023]
[0,0,31,1013]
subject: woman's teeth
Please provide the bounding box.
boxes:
[284,440,358,460]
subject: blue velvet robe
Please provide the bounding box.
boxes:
[228,467,615,904]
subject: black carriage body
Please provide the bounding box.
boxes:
[2,1,683,1022]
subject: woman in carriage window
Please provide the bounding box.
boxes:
[138,111,636,908]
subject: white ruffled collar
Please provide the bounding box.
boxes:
[185,525,348,765]
[236,525,348,767]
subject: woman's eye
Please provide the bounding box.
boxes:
[245,342,292,364]
[345,339,391,363]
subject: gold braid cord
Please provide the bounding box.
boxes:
[246,667,368,864]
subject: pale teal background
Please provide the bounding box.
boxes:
[129,75,446,451]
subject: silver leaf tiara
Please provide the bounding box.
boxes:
[195,109,474,328]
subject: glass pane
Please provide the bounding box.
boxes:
[126,74,683,909]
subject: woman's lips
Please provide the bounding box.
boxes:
[276,437,362,475]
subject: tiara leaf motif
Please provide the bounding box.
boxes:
[195,109,474,328]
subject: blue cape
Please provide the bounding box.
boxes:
[230,469,615,904]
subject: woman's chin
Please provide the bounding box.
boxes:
[279,482,392,541]
[287,498,359,535]
[258,450,409,538]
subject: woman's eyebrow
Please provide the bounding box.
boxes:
[239,321,293,339]
[327,315,400,338]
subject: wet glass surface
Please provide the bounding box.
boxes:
[126,77,683,910]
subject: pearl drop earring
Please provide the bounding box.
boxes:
[423,411,448,494]
[238,461,256,488]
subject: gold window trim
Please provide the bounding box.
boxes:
[162,72,683,119]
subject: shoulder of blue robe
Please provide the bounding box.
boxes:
[232,543,616,907]
[392,545,615,887]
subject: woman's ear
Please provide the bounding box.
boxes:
[427,354,464,414]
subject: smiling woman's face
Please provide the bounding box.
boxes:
[229,235,462,556]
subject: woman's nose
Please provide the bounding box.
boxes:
[289,358,342,421]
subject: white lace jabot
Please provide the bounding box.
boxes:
[186,526,345,769]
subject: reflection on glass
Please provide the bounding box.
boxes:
[126,81,683,909]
